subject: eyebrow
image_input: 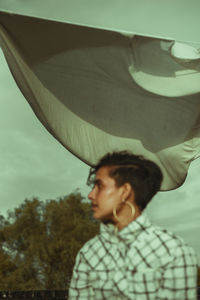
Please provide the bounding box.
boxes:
[94,179,102,185]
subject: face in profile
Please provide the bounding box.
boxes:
[88,166,124,222]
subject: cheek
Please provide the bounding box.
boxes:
[101,189,120,207]
[100,189,115,201]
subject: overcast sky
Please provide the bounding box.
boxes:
[0,48,200,263]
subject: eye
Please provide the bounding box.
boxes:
[95,181,103,189]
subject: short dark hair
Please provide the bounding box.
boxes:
[87,151,163,210]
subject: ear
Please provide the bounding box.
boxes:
[121,183,135,202]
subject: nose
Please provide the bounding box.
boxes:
[88,187,95,201]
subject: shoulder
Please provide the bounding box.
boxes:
[137,215,187,250]
[76,233,102,258]
[80,232,102,250]
[147,222,197,260]
[74,231,111,270]
[133,220,198,270]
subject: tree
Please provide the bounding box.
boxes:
[0,193,99,290]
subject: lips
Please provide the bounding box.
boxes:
[92,204,98,210]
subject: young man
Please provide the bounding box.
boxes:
[69,151,198,299]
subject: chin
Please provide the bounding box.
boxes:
[92,212,100,220]
[94,213,113,223]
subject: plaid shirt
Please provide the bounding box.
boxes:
[68,214,198,300]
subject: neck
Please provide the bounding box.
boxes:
[115,205,141,231]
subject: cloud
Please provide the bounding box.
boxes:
[0,127,90,214]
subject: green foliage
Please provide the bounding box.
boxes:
[0,193,99,290]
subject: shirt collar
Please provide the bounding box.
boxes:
[100,213,151,243]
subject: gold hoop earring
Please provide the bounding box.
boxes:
[125,201,135,218]
[113,207,121,222]
[113,201,135,222]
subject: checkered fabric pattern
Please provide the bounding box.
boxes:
[68,214,198,300]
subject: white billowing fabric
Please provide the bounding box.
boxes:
[171,42,200,60]
[0,12,200,190]
[129,38,200,97]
